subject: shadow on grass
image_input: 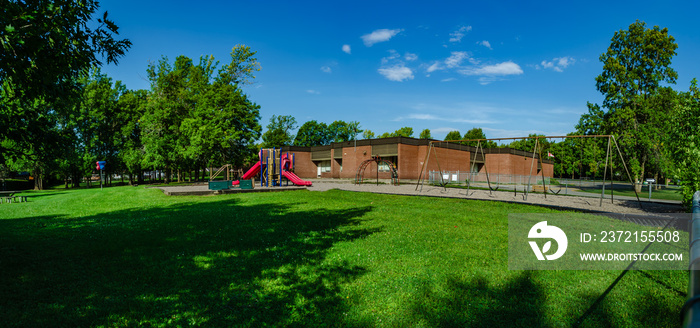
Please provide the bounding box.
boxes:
[407,272,547,327]
[406,270,684,328]
[0,198,378,327]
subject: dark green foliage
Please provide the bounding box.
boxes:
[392,126,413,138]
[262,115,297,148]
[143,48,262,181]
[444,130,461,141]
[294,120,331,146]
[462,127,497,148]
[0,0,130,187]
[419,129,432,139]
[0,0,131,102]
[580,20,679,190]
[668,79,700,206]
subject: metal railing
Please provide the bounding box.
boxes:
[683,191,700,327]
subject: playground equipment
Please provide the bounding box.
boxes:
[232,148,312,187]
[355,155,399,186]
[415,135,643,208]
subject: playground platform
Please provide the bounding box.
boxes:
[156,184,307,196]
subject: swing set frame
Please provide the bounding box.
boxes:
[414,135,643,208]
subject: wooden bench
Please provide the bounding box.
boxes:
[531,185,549,193]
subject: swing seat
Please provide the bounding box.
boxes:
[532,185,548,193]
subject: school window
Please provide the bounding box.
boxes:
[318,160,331,173]
[378,156,398,172]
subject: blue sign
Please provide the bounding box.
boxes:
[98,161,106,170]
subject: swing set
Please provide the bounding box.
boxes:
[414,135,643,208]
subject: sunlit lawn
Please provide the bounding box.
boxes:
[0,186,686,327]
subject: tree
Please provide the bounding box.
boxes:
[347,121,363,141]
[294,120,331,146]
[141,47,262,183]
[262,115,297,148]
[668,79,700,206]
[462,127,496,148]
[0,1,131,102]
[0,0,130,166]
[444,130,461,141]
[116,89,148,184]
[581,20,678,192]
[141,55,194,183]
[362,130,375,139]
[392,127,413,138]
[419,129,432,139]
[75,69,129,184]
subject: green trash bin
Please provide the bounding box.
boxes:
[239,179,254,190]
[209,180,231,190]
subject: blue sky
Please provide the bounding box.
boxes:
[99,0,700,140]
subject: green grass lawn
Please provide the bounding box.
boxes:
[0,187,687,327]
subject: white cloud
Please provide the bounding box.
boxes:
[405,52,418,61]
[306,89,321,95]
[449,25,472,42]
[378,65,414,82]
[445,51,469,68]
[460,61,523,76]
[381,50,401,64]
[361,28,402,46]
[441,78,457,82]
[320,66,332,73]
[342,44,351,54]
[539,56,575,72]
[426,61,443,73]
[478,40,492,49]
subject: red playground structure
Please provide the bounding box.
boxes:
[232,148,312,187]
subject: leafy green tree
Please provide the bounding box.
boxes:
[378,132,392,138]
[362,130,375,139]
[419,129,432,139]
[581,20,678,191]
[262,115,297,148]
[116,89,148,184]
[462,128,496,148]
[294,121,331,146]
[141,55,194,183]
[0,0,130,166]
[347,121,363,141]
[142,48,262,183]
[75,69,127,185]
[0,1,131,102]
[668,79,700,205]
[444,130,461,141]
[392,127,414,138]
[328,120,351,142]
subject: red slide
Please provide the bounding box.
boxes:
[282,170,313,186]
[231,161,261,186]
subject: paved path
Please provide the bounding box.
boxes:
[307,181,684,215]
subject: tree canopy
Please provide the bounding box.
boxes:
[262,115,297,148]
[580,20,679,191]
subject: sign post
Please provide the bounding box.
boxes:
[96,161,106,190]
[646,178,656,201]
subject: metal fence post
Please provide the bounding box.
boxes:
[683,191,700,327]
